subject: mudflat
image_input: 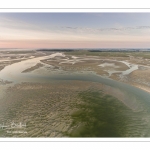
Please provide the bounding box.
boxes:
[0,49,150,137]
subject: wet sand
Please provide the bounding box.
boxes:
[22,63,44,73]
[1,50,150,137]
[127,69,150,93]
[0,80,147,137]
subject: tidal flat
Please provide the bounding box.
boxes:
[0,81,147,137]
[0,49,150,137]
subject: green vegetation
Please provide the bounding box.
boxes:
[129,52,150,59]
[68,91,133,137]
[65,51,130,57]
[65,51,150,59]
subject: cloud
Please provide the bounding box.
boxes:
[136,26,150,29]
[1,14,150,37]
[60,25,150,33]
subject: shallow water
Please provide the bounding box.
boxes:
[0,52,65,82]
[0,52,150,112]
[98,63,120,68]
[0,52,149,106]
[1,52,150,136]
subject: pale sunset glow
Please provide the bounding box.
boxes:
[1,13,150,48]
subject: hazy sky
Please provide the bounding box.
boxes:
[1,13,150,49]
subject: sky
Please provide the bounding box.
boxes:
[1,13,150,49]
